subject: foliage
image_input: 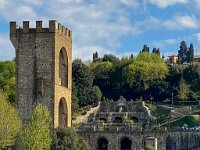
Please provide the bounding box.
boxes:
[145,146,156,150]
[0,91,21,149]
[150,105,170,123]
[176,78,191,101]
[178,41,188,64]
[0,61,16,103]
[91,85,102,104]
[187,44,194,63]
[72,59,94,107]
[51,128,90,150]
[164,115,200,128]
[178,41,194,64]
[123,52,168,100]
[92,51,99,61]
[16,104,51,150]
[152,48,160,56]
[141,44,150,53]
[102,54,120,63]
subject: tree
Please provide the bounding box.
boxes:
[72,59,94,107]
[51,128,90,150]
[0,91,21,149]
[93,51,99,61]
[91,86,102,104]
[102,54,119,63]
[183,63,200,100]
[123,52,168,100]
[16,104,51,150]
[187,43,194,63]
[0,61,16,103]
[178,41,188,64]
[141,44,149,53]
[92,61,113,98]
[176,78,190,101]
[152,48,160,56]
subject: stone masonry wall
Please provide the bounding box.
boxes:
[10,20,72,128]
[78,129,200,150]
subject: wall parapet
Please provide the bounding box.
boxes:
[10,20,72,39]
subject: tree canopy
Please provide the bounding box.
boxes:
[0,91,21,149]
[51,128,90,150]
[16,104,52,150]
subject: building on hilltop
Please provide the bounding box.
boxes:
[167,55,178,65]
[10,20,72,128]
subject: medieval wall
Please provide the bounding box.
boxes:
[10,20,72,128]
[78,129,200,150]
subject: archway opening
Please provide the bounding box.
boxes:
[59,98,67,128]
[130,116,139,123]
[97,138,108,150]
[99,118,107,123]
[116,105,127,112]
[121,137,132,150]
[113,117,123,123]
[143,137,157,150]
[59,47,68,87]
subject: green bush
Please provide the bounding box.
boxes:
[51,128,90,150]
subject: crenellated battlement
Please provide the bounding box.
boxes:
[10,20,72,39]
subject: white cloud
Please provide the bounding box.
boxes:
[42,0,143,60]
[163,15,199,29]
[148,0,188,8]
[194,0,200,8]
[0,0,8,9]
[0,0,145,60]
[152,38,179,48]
[195,33,200,42]
[0,33,15,60]
[20,0,44,6]
[119,0,140,7]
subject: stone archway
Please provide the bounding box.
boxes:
[113,117,123,123]
[120,137,132,150]
[97,137,108,150]
[99,118,107,123]
[143,137,157,150]
[59,47,68,87]
[59,97,68,128]
[130,116,139,123]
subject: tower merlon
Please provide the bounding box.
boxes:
[10,20,72,39]
[23,21,29,33]
[10,21,17,33]
[36,21,42,32]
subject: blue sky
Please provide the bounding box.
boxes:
[1,0,200,60]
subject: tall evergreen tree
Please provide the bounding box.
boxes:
[187,43,194,63]
[156,48,160,56]
[152,48,157,54]
[142,44,149,53]
[178,41,188,64]
[93,51,99,61]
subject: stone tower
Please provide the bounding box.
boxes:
[10,20,72,128]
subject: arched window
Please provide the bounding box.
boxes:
[59,98,67,128]
[97,138,108,150]
[143,137,157,150]
[113,117,123,123]
[59,48,68,87]
[99,118,107,123]
[120,137,132,150]
[130,116,139,123]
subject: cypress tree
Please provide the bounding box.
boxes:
[187,43,194,63]
[178,41,187,64]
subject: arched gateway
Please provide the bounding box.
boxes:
[10,20,72,128]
